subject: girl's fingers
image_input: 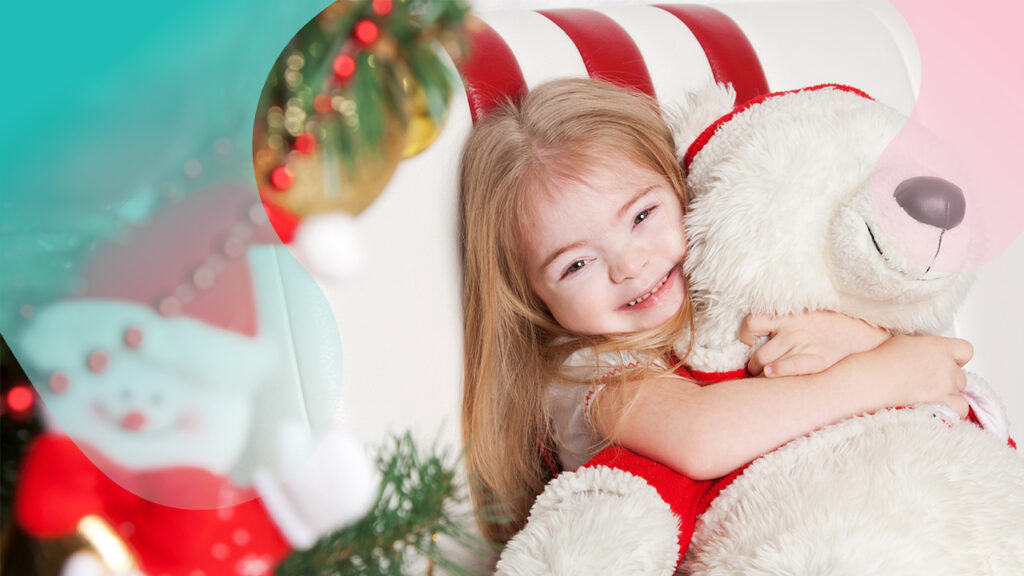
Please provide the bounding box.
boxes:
[747,335,793,376]
[739,314,778,346]
[955,368,968,392]
[764,353,826,378]
[947,394,970,419]
[950,338,974,367]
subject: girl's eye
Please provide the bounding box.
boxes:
[634,206,656,226]
[561,260,587,279]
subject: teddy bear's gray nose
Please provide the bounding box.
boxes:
[894,176,966,230]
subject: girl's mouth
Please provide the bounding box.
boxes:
[620,269,676,310]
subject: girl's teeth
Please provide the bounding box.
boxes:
[626,274,668,307]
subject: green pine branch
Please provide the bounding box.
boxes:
[274,431,490,576]
[256,0,470,167]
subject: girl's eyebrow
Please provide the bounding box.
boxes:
[617,185,658,219]
[539,184,660,274]
[541,239,586,274]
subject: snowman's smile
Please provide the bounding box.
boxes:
[92,401,180,435]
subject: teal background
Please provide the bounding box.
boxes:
[0,0,332,329]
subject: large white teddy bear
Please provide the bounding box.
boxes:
[497,85,1024,576]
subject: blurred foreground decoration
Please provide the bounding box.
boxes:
[275,432,488,576]
[2,428,484,576]
[254,0,470,221]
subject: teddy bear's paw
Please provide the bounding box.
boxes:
[496,466,679,576]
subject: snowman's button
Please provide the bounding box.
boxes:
[49,371,70,394]
[87,351,109,373]
[124,326,144,348]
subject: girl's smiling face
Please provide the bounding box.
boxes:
[521,157,687,336]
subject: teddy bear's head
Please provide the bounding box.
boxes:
[670,84,978,371]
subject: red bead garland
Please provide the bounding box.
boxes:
[314,93,333,115]
[6,386,33,413]
[294,133,316,154]
[333,53,356,81]
[354,20,379,45]
[270,166,294,191]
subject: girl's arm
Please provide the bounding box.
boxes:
[740,311,891,377]
[591,334,972,480]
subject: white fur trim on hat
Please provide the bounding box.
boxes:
[663,82,736,165]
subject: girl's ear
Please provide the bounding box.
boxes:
[662,83,736,164]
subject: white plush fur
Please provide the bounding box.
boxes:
[677,87,976,372]
[683,407,1024,576]
[496,466,680,576]
[675,85,1024,575]
[663,82,736,161]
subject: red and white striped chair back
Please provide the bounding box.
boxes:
[458,3,917,122]
[331,1,922,449]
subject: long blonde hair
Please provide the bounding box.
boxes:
[458,78,694,544]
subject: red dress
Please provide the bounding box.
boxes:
[578,364,1004,565]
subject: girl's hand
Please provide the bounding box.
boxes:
[850,334,973,418]
[740,311,891,377]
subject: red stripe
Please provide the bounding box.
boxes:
[684,84,873,170]
[538,9,656,98]
[458,18,528,124]
[655,4,769,104]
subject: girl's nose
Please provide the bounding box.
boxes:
[609,245,646,283]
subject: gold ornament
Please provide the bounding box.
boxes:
[266,123,404,217]
[402,82,447,159]
[0,515,138,576]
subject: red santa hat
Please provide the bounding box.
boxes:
[78,186,285,336]
[17,186,290,403]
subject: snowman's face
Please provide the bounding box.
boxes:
[44,352,251,475]
[16,299,272,482]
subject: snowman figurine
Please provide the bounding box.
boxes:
[11,187,378,576]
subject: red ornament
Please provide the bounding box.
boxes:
[294,133,316,154]
[354,20,379,45]
[333,53,356,81]
[270,166,294,191]
[261,200,300,244]
[314,93,333,115]
[7,385,34,413]
[372,0,393,15]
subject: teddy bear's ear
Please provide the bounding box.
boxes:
[662,82,737,164]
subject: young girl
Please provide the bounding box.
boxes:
[458,77,972,544]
